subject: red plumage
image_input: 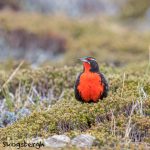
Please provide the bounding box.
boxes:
[74,57,108,103]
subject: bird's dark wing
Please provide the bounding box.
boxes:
[98,72,109,99]
[74,73,83,102]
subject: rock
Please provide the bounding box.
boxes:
[44,135,70,148]
[71,134,95,148]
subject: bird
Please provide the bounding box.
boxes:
[74,56,108,103]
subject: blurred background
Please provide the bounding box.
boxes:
[0,0,150,68]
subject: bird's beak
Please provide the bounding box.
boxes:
[78,58,90,64]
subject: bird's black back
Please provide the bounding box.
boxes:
[98,72,109,99]
[74,73,83,102]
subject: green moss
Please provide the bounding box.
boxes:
[0,63,150,148]
[120,0,150,19]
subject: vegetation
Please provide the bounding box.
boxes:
[0,1,150,149]
[0,62,150,149]
[120,0,150,19]
[0,11,150,66]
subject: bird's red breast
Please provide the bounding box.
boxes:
[77,72,104,102]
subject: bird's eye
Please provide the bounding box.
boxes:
[87,58,96,61]
[91,58,96,61]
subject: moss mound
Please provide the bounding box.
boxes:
[121,0,150,19]
[0,63,150,148]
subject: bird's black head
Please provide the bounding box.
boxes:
[79,56,99,72]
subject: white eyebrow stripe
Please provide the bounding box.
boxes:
[90,58,96,61]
